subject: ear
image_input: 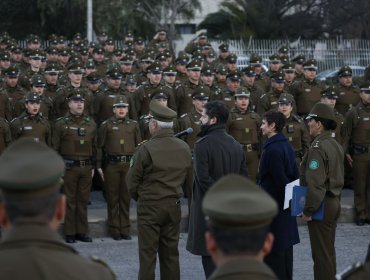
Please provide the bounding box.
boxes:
[205,231,218,255]
[261,232,274,257]
[209,116,218,125]
[0,202,10,228]
[49,195,66,230]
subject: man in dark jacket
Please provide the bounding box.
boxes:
[259,110,300,280]
[186,101,248,278]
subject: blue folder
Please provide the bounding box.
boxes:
[291,185,324,221]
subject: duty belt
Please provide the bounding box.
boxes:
[64,159,93,167]
[352,144,370,155]
[241,143,258,152]
[107,154,132,163]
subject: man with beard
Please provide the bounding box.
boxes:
[186,101,248,278]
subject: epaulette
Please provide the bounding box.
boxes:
[10,117,17,123]
[312,140,320,148]
[335,262,363,279]
[55,116,64,122]
[84,116,91,122]
[175,84,182,90]
[56,86,65,92]
[293,115,303,123]
[180,113,188,119]
[137,140,148,147]
[89,255,116,277]
[260,94,266,99]
[101,120,108,125]
[139,115,151,120]
[127,119,137,123]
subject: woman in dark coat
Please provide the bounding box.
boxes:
[259,110,300,280]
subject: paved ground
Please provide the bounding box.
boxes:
[72,223,370,280]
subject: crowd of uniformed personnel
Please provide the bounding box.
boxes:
[0,29,369,239]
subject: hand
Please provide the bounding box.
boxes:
[346,154,353,168]
[301,213,312,222]
[97,168,104,181]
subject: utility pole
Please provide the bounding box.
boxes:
[87,0,93,42]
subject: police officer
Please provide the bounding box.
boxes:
[227,87,261,182]
[218,71,241,109]
[201,65,222,100]
[301,102,344,280]
[43,62,61,101]
[0,115,11,154]
[0,138,115,279]
[278,94,310,163]
[175,53,189,84]
[97,95,141,240]
[11,92,51,145]
[320,86,345,145]
[203,175,278,280]
[249,53,270,92]
[282,62,296,91]
[289,59,325,117]
[53,89,97,243]
[18,49,44,90]
[291,54,305,81]
[127,101,191,280]
[241,65,265,112]
[214,63,228,90]
[336,65,361,115]
[1,66,22,120]
[343,81,370,226]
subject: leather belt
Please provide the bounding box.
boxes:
[107,155,132,163]
[352,144,370,155]
[64,159,93,167]
[241,143,258,152]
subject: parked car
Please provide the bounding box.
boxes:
[317,66,365,81]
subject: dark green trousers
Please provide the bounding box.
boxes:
[105,162,130,235]
[308,196,340,280]
[137,199,181,280]
[353,153,370,220]
[63,166,92,235]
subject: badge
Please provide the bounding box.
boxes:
[331,132,336,138]
[309,159,319,170]
[289,137,292,141]
[305,88,311,92]
[23,126,33,130]
[112,126,119,130]
[236,117,243,121]
[363,117,369,121]
[340,91,345,96]
[224,97,231,101]
[120,139,124,145]
[80,140,84,145]
[245,128,250,133]
[271,101,277,105]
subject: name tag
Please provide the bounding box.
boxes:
[363,117,369,121]
[80,140,85,144]
[305,88,311,92]
[331,132,336,138]
[195,121,200,125]
[339,91,345,96]
[23,126,32,130]
[112,126,119,130]
[69,126,78,130]
[224,97,231,101]
[236,117,243,121]
[271,101,277,105]
[120,139,124,144]
[109,95,115,98]
[245,128,250,133]
[187,93,192,97]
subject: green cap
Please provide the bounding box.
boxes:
[306,102,336,122]
[271,71,285,83]
[282,63,295,72]
[303,59,317,70]
[149,100,176,122]
[269,54,280,62]
[292,54,305,64]
[31,74,46,86]
[216,64,228,75]
[249,53,262,65]
[227,54,238,64]
[113,95,129,107]
[68,88,85,101]
[278,93,295,104]
[25,92,41,103]
[235,87,250,98]
[321,86,338,99]
[150,86,170,100]
[338,65,352,77]
[360,81,370,92]
[0,138,65,194]
[202,175,278,229]
[186,60,202,70]
[218,43,229,52]
[192,85,210,100]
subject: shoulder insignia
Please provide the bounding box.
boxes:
[260,94,266,99]
[138,140,148,146]
[293,115,303,123]
[312,140,320,148]
[101,120,108,125]
[308,159,319,170]
[10,118,17,123]
[180,113,188,118]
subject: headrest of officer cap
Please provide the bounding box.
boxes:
[86,72,101,83]
[150,87,170,100]
[227,54,237,63]
[249,53,262,64]
[163,65,177,74]
[68,62,85,72]
[269,54,280,62]
[282,63,295,71]
[113,95,128,107]
[186,60,202,70]
[202,175,278,229]
[149,100,176,122]
[321,86,338,99]
[235,87,250,97]
[271,71,285,83]
[4,66,19,77]
[226,70,241,81]
[292,54,305,63]
[68,88,85,101]
[303,59,317,69]
[25,92,41,102]
[278,93,295,104]
[31,74,46,85]
[218,43,229,51]
[201,65,214,75]
[338,65,352,77]
[147,61,162,73]
[0,138,65,193]
[306,102,336,122]
[360,81,370,92]
[242,65,256,76]
[192,85,210,100]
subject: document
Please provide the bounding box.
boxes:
[291,185,324,221]
[284,179,299,210]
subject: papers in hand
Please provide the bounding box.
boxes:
[284,179,299,210]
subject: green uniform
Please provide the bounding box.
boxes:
[336,84,360,115]
[0,224,115,280]
[98,116,141,236]
[53,113,97,236]
[209,259,277,280]
[10,111,51,145]
[300,131,344,280]
[0,90,12,121]
[227,107,261,182]
[0,117,11,154]
[289,78,325,116]
[343,102,370,221]
[282,114,310,163]
[127,128,191,280]
[243,84,265,113]
[174,81,206,116]
[257,90,290,116]
[1,83,25,118]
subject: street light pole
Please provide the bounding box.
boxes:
[87,0,93,42]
